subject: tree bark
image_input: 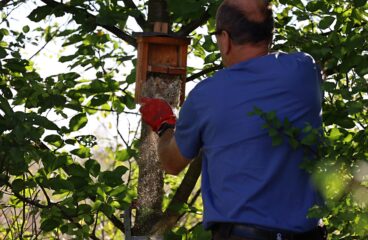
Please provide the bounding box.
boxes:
[133,0,208,236]
[133,75,182,236]
[150,154,202,235]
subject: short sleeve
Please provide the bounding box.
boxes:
[174,94,203,160]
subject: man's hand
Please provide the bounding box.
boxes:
[139,97,176,133]
[140,97,189,175]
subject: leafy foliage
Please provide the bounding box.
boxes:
[0,0,367,239]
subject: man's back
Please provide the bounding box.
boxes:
[175,52,323,232]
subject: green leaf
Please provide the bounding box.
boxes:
[329,128,342,141]
[69,113,88,131]
[319,16,335,30]
[0,28,9,37]
[204,52,220,64]
[1,86,13,99]
[301,133,318,146]
[112,98,125,113]
[126,69,136,84]
[323,81,336,93]
[202,36,217,52]
[68,176,89,190]
[288,138,300,149]
[41,218,63,232]
[90,94,109,106]
[272,135,283,146]
[336,117,356,129]
[84,215,94,225]
[59,54,77,63]
[0,96,14,115]
[100,203,114,217]
[70,147,91,158]
[22,25,30,33]
[77,204,92,215]
[98,166,128,187]
[75,135,97,147]
[353,0,367,7]
[109,185,127,197]
[306,1,327,12]
[85,159,100,177]
[121,94,135,110]
[28,113,60,130]
[64,163,89,178]
[189,224,211,240]
[116,149,130,161]
[343,134,353,143]
[0,41,8,48]
[268,128,279,137]
[42,154,69,173]
[28,6,53,22]
[44,134,64,147]
[347,102,364,114]
[0,47,7,58]
[47,177,74,191]
[248,106,263,116]
[12,179,26,192]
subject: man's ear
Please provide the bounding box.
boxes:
[221,31,232,55]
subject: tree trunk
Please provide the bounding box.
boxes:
[133,0,195,237]
[133,74,182,236]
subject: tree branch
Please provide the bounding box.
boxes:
[5,182,48,209]
[100,23,137,47]
[41,0,137,47]
[87,195,125,232]
[107,214,125,232]
[151,153,202,235]
[177,10,211,37]
[122,0,147,30]
[27,170,52,206]
[186,64,223,82]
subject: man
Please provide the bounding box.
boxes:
[140,0,326,239]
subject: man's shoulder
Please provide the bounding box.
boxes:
[189,71,225,95]
[284,51,316,64]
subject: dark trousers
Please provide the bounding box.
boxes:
[212,230,252,240]
[211,223,327,240]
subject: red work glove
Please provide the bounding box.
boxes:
[139,97,176,133]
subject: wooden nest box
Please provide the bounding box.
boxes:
[135,33,191,105]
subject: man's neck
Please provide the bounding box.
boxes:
[226,43,269,67]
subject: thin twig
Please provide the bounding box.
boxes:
[5,181,47,209]
[92,211,99,237]
[1,208,13,240]
[20,174,26,239]
[41,0,137,47]
[116,114,129,147]
[28,28,60,60]
[186,64,223,82]
[0,0,24,24]
[176,188,201,224]
[27,171,52,206]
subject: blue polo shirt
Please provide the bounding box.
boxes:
[175,52,323,232]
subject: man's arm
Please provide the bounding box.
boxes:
[158,129,191,175]
[139,97,191,175]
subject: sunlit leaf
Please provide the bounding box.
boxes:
[69,113,88,131]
